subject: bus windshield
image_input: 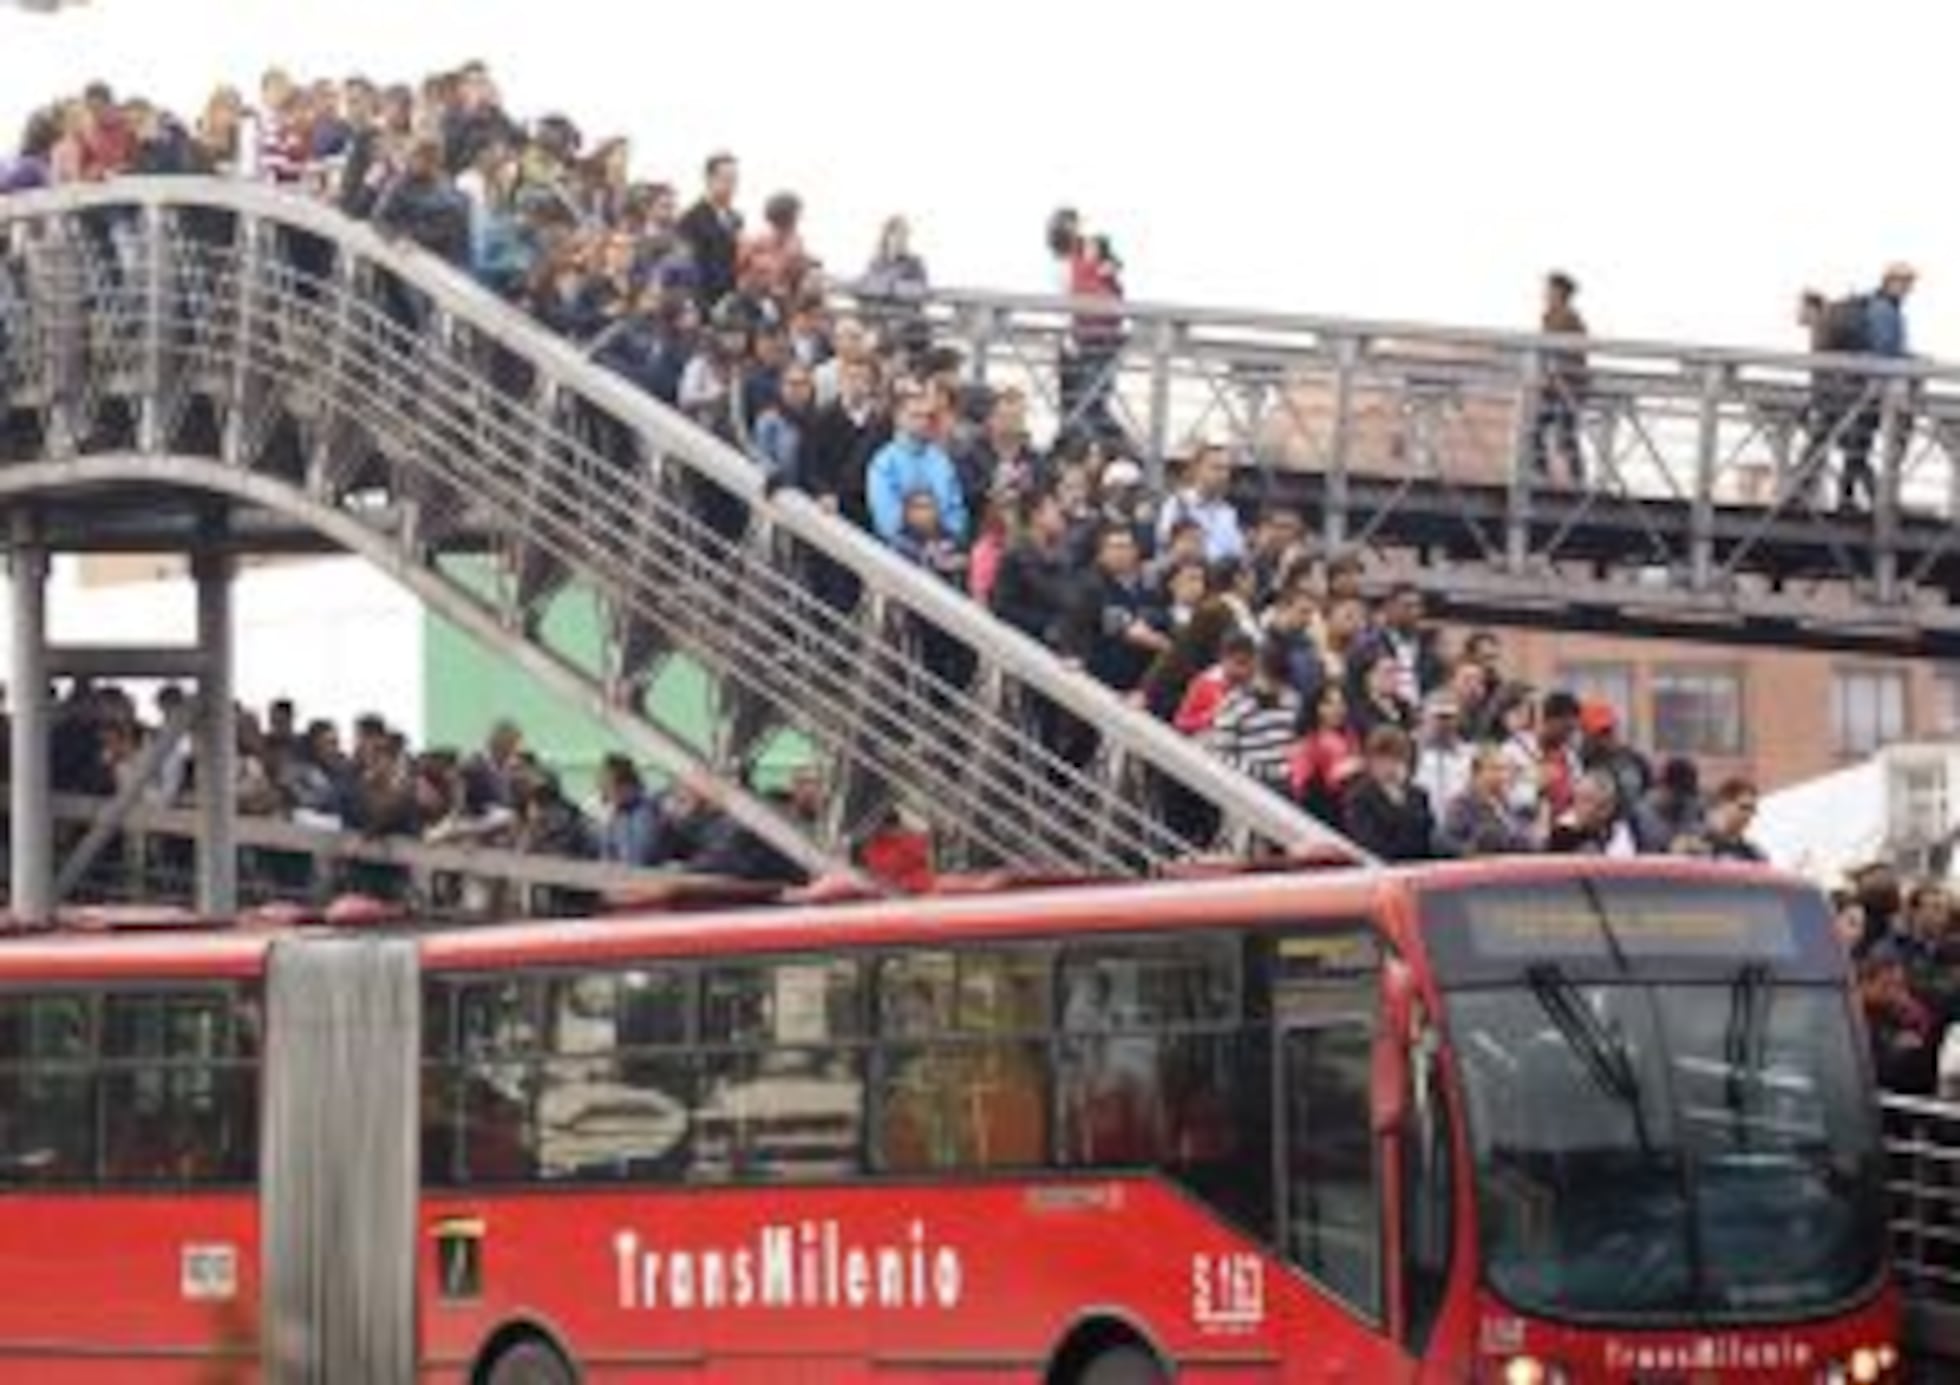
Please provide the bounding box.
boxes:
[1448,975,1883,1323]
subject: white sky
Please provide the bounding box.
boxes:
[1,0,1950,358]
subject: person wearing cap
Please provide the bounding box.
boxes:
[1577,697,1651,830]
[1091,455,1155,559]
[1414,690,1475,811]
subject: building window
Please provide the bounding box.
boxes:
[1556,663,1637,740]
[1650,669,1743,757]
[1832,668,1908,758]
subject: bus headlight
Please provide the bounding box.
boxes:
[1848,1346,1882,1383]
[1500,1357,1567,1385]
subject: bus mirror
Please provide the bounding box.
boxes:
[1372,962,1416,1134]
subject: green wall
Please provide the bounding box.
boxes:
[422,558,807,798]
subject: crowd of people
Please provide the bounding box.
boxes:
[33,680,815,886]
[0,62,1795,874]
[1841,862,1960,1100]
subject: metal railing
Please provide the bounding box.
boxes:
[832,282,1960,643]
[33,792,718,921]
[1882,1093,1960,1361]
[0,178,1350,878]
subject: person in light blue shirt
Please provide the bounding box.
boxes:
[1154,443,1245,562]
[1865,263,1915,358]
[866,391,968,544]
[1839,263,1916,513]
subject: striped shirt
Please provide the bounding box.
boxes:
[1210,685,1302,790]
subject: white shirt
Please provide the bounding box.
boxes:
[1415,741,1474,812]
[1156,489,1246,563]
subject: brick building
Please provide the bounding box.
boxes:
[1250,340,1949,790]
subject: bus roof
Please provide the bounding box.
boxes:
[417,855,1805,974]
[0,856,1808,983]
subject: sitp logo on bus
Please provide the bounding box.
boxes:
[614,1220,963,1313]
[1192,1251,1265,1334]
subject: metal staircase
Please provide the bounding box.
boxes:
[0,178,1350,878]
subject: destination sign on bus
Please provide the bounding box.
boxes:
[1421,880,1836,982]
[1462,893,1800,962]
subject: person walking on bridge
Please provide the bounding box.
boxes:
[1821,263,1917,514]
[1529,271,1589,486]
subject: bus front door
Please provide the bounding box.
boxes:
[1276,1019,1412,1381]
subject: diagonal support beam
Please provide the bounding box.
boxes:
[54,696,199,901]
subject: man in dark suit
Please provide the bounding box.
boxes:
[678,151,742,311]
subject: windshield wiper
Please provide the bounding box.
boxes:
[1722,963,1772,1147]
[1525,962,1654,1150]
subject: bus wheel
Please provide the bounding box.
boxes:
[1076,1345,1169,1385]
[484,1338,575,1385]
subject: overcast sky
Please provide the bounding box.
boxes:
[0,0,1949,354]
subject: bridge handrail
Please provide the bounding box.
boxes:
[45,790,731,904]
[832,280,1960,389]
[0,177,1351,869]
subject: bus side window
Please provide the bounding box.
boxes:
[534,969,695,1183]
[0,993,95,1184]
[874,949,1050,1174]
[1055,938,1244,1174]
[101,990,255,1185]
[454,981,540,1183]
[694,959,865,1183]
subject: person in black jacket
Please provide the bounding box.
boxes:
[677,152,742,311]
[373,137,470,268]
[794,355,886,526]
[441,64,518,175]
[1341,726,1436,862]
[990,490,1074,648]
[1061,524,1171,694]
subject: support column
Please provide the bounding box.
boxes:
[9,514,52,925]
[193,540,237,916]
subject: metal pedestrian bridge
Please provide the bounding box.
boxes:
[0,178,1342,913]
[835,281,1960,656]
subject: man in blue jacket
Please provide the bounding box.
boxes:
[1839,262,1917,513]
[866,391,968,545]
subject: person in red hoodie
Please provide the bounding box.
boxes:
[1172,631,1258,739]
[1046,207,1125,444]
[1290,682,1362,825]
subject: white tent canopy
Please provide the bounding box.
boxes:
[1755,757,1889,886]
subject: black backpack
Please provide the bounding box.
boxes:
[1821,294,1872,354]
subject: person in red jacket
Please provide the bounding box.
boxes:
[1172,632,1257,738]
[1290,682,1361,825]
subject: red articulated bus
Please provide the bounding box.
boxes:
[0,859,1901,1382]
